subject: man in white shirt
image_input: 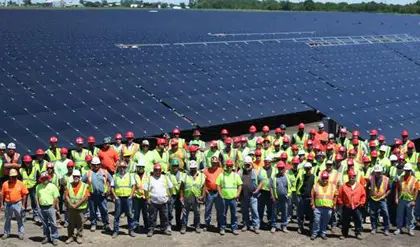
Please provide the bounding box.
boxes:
[144,163,173,237]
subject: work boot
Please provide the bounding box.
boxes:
[270,227,276,234]
[52,239,58,246]
[90,225,96,232]
[232,230,239,235]
[112,232,118,239]
[371,228,377,234]
[41,238,49,244]
[356,233,363,240]
[254,228,260,234]
[339,236,346,240]
[65,237,74,244]
[394,229,401,235]
[321,235,327,240]
[104,224,111,232]
[384,230,390,236]
[202,225,208,232]
[195,227,202,234]
[282,227,289,233]
[1,234,8,240]
[241,225,248,232]
[164,229,172,236]
[76,238,83,244]
[147,230,153,237]
[310,235,316,241]
[180,226,187,234]
[409,230,415,236]
[18,233,24,240]
[129,231,136,237]
[297,228,303,234]
[220,229,225,236]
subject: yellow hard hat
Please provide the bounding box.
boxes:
[9,169,18,177]
[123,150,133,157]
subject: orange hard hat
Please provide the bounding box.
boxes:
[256,138,263,145]
[339,146,347,152]
[307,153,314,160]
[221,129,229,135]
[210,140,217,147]
[309,128,316,135]
[336,154,344,161]
[291,144,298,150]
[224,137,232,144]
[255,150,262,156]
[172,128,180,135]
[362,156,371,163]
[280,152,288,159]
[352,130,360,137]
[154,163,162,170]
[407,142,415,149]
[189,145,198,152]
[85,155,93,162]
[395,139,402,145]
[347,159,355,166]
[115,133,123,140]
[307,140,313,146]
[298,123,305,129]
[349,149,356,155]
[378,135,385,141]
[87,136,96,143]
[370,150,378,158]
[225,159,234,166]
[275,128,282,134]
[348,169,356,178]
[370,129,378,136]
[67,161,75,167]
[170,139,178,145]
[233,137,240,143]
[399,153,406,160]
[157,138,166,145]
[241,136,248,143]
[320,171,330,179]
[326,144,334,150]
[283,136,290,143]
[352,138,359,145]
[314,144,321,151]
[402,130,409,137]
[340,128,348,134]
[292,157,300,164]
[60,147,68,154]
[369,141,376,147]
[274,141,280,146]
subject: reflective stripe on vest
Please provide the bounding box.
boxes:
[314,182,334,208]
[46,148,60,163]
[68,182,88,209]
[113,173,132,197]
[370,176,389,201]
[20,167,37,189]
[222,173,239,190]
[400,176,417,201]
[71,150,88,169]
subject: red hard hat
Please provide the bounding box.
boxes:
[402,130,409,137]
[340,128,348,134]
[210,140,217,147]
[352,130,360,137]
[369,141,376,147]
[292,144,299,150]
[307,139,313,146]
[157,138,166,145]
[233,137,240,143]
[67,161,75,167]
[378,135,385,141]
[172,128,180,135]
[336,154,344,161]
[60,147,68,154]
[275,128,282,134]
[274,141,280,146]
[370,129,378,136]
[276,161,286,168]
[298,123,305,129]
[314,144,321,151]
[225,159,234,166]
[46,162,54,169]
[170,139,178,145]
[362,156,371,163]
[154,163,162,170]
[75,137,84,145]
[399,153,406,160]
[189,145,198,152]
[241,136,248,143]
[256,138,263,145]
[283,136,290,143]
[255,150,262,156]
[36,149,45,156]
[395,139,402,145]
[348,169,356,178]
[339,146,346,152]
[85,155,93,162]
[23,155,32,163]
[87,136,96,143]
[347,159,354,166]
[352,138,359,145]
[115,133,123,140]
[280,152,288,159]
[262,125,270,132]
[309,128,316,135]
[371,150,378,158]
[249,125,257,133]
[321,171,330,179]
[224,137,232,144]
[408,142,415,149]
[292,157,300,164]
[126,131,134,139]
[193,130,200,136]
[393,148,400,155]
[326,144,334,150]
[221,129,228,135]
[307,153,314,160]
[49,136,58,143]
[349,149,356,155]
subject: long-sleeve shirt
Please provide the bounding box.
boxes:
[337,182,366,209]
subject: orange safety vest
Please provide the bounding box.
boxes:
[370,175,389,201]
[3,153,20,176]
[328,170,340,187]
[400,175,417,201]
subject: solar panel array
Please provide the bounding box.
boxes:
[1,10,420,152]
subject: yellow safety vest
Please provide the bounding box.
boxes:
[113,173,132,197]
[68,182,88,209]
[71,149,88,170]
[33,160,47,173]
[182,172,205,197]
[134,173,149,199]
[370,176,389,201]
[314,182,335,208]
[20,167,37,189]
[46,148,61,163]
[399,175,417,201]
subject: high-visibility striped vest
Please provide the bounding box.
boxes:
[389,166,403,184]
[67,182,88,209]
[182,172,205,197]
[51,174,60,188]
[71,149,89,170]
[113,173,133,197]
[247,136,257,150]
[33,160,48,173]
[220,172,241,199]
[405,152,418,165]
[221,149,238,169]
[328,170,341,187]
[134,173,149,199]
[370,175,389,201]
[46,148,61,163]
[399,175,417,201]
[88,147,100,157]
[287,169,298,192]
[272,174,292,199]
[169,171,185,195]
[86,169,109,193]
[314,182,335,208]
[122,143,140,158]
[293,133,308,149]
[20,167,37,189]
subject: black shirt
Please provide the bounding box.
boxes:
[301,173,315,198]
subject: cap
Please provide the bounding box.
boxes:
[172,128,180,135]
[221,129,229,135]
[67,161,75,167]
[283,136,290,143]
[280,152,288,159]
[154,163,162,170]
[189,160,198,169]
[7,143,16,149]
[75,137,84,145]
[404,163,413,171]
[126,131,134,139]
[373,165,383,173]
[291,144,298,150]
[249,125,257,133]
[142,140,150,146]
[318,123,324,128]
[123,151,133,157]
[348,169,356,178]
[255,150,262,156]
[276,161,286,168]
[378,135,385,141]
[189,145,198,152]
[23,155,32,163]
[49,136,58,143]
[225,159,234,167]
[328,133,335,139]
[72,170,81,177]
[47,162,54,169]
[307,153,314,160]
[87,136,96,143]
[362,156,371,163]
[275,128,282,134]
[244,156,253,164]
[370,129,378,136]
[390,154,398,161]
[115,133,123,140]
[320,171,329,179]
[210,140,217,147]
[0,143,5,149]
[335,154,344,161]
[264,155,273,162]
[402,130,409,137]
[224,137,232,144]
[9,168,18,177]
[36,149,45,156]
[171,159,180,166]
[379,145,388,152]
[157,138,166,145]
[399,153,406,160]
[193,130,201,136]
[298,123,305,129]
[262,125,270,132]
[304,162,312,168]
[309,128,316,135]
[91,157,101,165]
[136,161,145,167]
[85,155,93,162]
[103,137,112,144]
[292,157,300,164]
[369,141,376,147]
[298,150,306,156]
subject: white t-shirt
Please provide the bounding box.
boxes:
[144,175,173,204]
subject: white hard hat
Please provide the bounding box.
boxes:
[298,150,306,156]
[91,157,101,165]
[0,143,5,149]
[264,155,273,162]
[379,145,388,152]
[389,154,398,161]
[404,163,413,171]
[373,165,383,173]
[7,143,16,149]
[72,170,81,177]
[328,133,335,139]
[189,160,198,169]
[248,149,255,155]
[304,162,312,168]
[326,160,333,165]
[136,161,145,167]
[142,140,150,146]
[244,156,253,164]
[318,123,324,128]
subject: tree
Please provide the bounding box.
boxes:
[23,0,31,5]
[180,2,186,8]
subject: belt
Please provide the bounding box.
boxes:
[40,205,53,208]
[208,190,218,194]
[5,200,22,204]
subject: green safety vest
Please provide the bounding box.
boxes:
[67,182,88,209]
[169,171,185,195]
[261,168,273,191]
[46,148,61,163]
[361,167,374,180]
[247,136,257,150]
[33,160,47,173]
[272,173,292,199]
[405,152,418,165]
[113,173,133,197]
[219,172,242,200]
[314,182,335,208]
[293,133,308,149]
[287,169,298,192]
[71,149,89,170]
[204,150,220,168]
[182,172,205,197]
[398,175,418,201]
[88,147,100,157]
[20,167,37,189]
[217,140,226,151]
[389,166,404,184]
[152,149,169,173]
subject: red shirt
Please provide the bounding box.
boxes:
[203,167,224,192]
[338,182,366,209]
[98,147,119,173]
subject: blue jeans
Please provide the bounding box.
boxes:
[288,192,299,219]
[22,187,38,219]
[242,195,260,229]
[168,195,183,227]
[298,197,313,229]
[272,195,288,228]
[39,206,59,240]
[221,199,238,231]
[397,199,415,230]
[114,197,134,233]
[415,194,420,220]
[88,193,109,226]
[312,207,332,237]
[204,192,222,227]
[182,196,200,228]
[370,199,390,231]
[4,201,24,235]
[133,197,148,229]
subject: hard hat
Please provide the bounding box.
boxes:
[142,140,150,146]
[307,139,313,146]
[393,148,401,154]
[349,149,356,155]
[304,162,312,168]
[408,142,415,149]
[291,144,299,150]
[307,153,314,160]
[399,153,406,160]
[49,136,58,143]
[404,163,413,171]
[335,154,344,161]
[338,146,346,152]
[402,130,409,137]
[91,157,101,165]
[347,159,355,166]
[283,136,290,143]
[309,128,316,135]
[244,156,253,164]
[262,125,270,132]
[280,152,288,159]
[72,170,81,177]
[292,157,300,164]
[395,139,402,145]
[193,130,201,136]
[347,169,356,178]
[241,136,248,143]
[298,150,306,156]
[225,159,234,167]
[46,162,54,169]
[136,161,145,167]
[39,171,50,179]
[123,150,133,157]
[373,165,383,173]
[389,154,398,161]
[170,139,178,145]
[362,156,371,163]
[189,160,198,169]
[154,163,162,170]
[221,129,229,135]
[326,160,333,166]
[352,138,359,145]
[60,147,68,154]
[103,137,112,144]
[115,133,123,140]
[352,130,360,137]
[7,143,16,149]
[210,140,217,147]
[118,161,128,167]
[275,128,282,134]
[298,123,305,129]
[157,138,167,145]
[369,141,376,147]
[85,155,93,162]
[328,133,335,139]
[23,155,32,163]
[255,150,262,156]
[9,168,18,177]
[67,161,75,167]
[264,155,273,162]
[280,124,286,130]
[276,161,286,168]
[233,137,240,143]
[371,150,378,158]
[172,128,181,135]
[224,137,232,144]
[320,171,330,179]
[249,125,257,133]
[87,136,96,143]
[379,145,388,152]
[36,149,45,156]
[326,144,334,150]
[126,131,135,139]
[370,129,378,136]
[171,159,180,166]
[256,138,263,145]
[75,137,84,145]
[378,135,385,141]
[314,144,321,151]
[189,145,198,152]
[318,123,325,128]
[274,141,280,146]
[340,128,347,134]
[0,143,5,149]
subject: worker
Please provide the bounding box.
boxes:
[47,162,60,189]
[55,148,71,180]
[82,157,112,232]
[204,141,220,168]
[167,159,184,230]
[315,123,328,144]
[297,150,306,169]
[253,150,264,169]
[256,138,264,152]
[202,156,223,232]
[405,142,418,164]
[3,143,21,182]
[292,123,308,150]
[296,162,315,234]
[323,160,340,231]
[179,160,205,234]
[65,169,89,244]
[378,145,391,173]
[111,161,136,238]
[61,161,75,228]
[71,137,89,171]
[46,136,60,164]
[394,163,418,236]
[369,165,391,235]
[189,130,205,151]
[122,131,140,159]
[401,130,415,154]
[33,149,47,173]
[287,157,299,223]
[216,159,242,235]
[1,169,28,240]
[337,169,366,240]
[162,133,171,151]
[247,125,258,150]
[415,159,420,222]
[144,163,173,237]
[239,156,263,234]
[152,138,169,173]
[351,130,368,154]
[310,171,337,240]
[261,137,271,159]
[305,129,318,150]
[168,139,186,171]
[186,145,204,170]
[0,143,6,186]
[378,135,390,156]
[270,161,291,233]
[98,137,119,175]
[36,171,60,246]
[132,162,149,232]
[170,128,187,150]
[388,154,403,226]
[112,133,124,156]
[261,125,274,144]
[258,155,274,228]
[239,136,250,158]
[19,155,39,222]
[220,137,240,170]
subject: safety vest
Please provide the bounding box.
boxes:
[51,174,60,188]
[221,149,238,168]
[247,136,257,150]
[204,150,220,168]
[20,167,37,189]
[169,171,185,195]
[328,170,341,187]
[399,175,417,201]
[272,174,292,199]
[170,138,186,150]
[67,182,88,209]
[153,149,169,173]
[3,153,20,176]
[88,147,100,157]
[220,172,242,199]
[86,169,109,193]
[361,167,374,180]
[314,182,335,208]
[113,173,133,197]
[46,148,61,163]
[182,172,205,197]
[122,143,140,158]
[33,160,48,173]
[405,152,418,165]
[370,175,389,201]
[287,169,298,192]
[217,140,226,151]
[134,173,149,199]
[71,149,89,170]
[293,133,308,149]
[389,166,404,184]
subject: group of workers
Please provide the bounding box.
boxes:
[0,122,419,244]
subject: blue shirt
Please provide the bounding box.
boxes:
[274,175,288,197]
[82,169,114,194]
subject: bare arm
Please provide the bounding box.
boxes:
[236,185,242,200]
